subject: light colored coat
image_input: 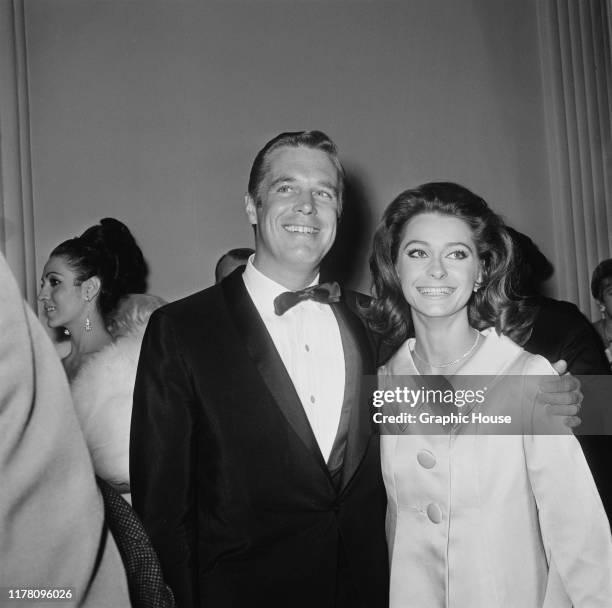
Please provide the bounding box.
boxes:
[0,253,130,607]
[70,292,163,497]
[380,328,612,607]
[71,334,142,494]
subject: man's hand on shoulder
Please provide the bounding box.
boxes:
[536,360,583,428]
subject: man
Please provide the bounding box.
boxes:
[214,247,254,283]
[509,229,612,520]
[131,131,582,608]
[131,131,388,608]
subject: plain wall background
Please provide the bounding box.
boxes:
[26,0,556,303]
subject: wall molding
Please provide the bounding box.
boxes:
[0,0,36,306]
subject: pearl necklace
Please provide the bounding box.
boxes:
[412,330,481,369]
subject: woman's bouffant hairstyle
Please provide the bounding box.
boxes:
[591,258,612,302]
[367,182,534,350]
[51,218,148,321]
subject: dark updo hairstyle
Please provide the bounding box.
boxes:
[50,218,148,321]
[591,258,612,302]
[367,182,534,351]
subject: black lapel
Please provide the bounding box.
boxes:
[221,270,331,479]
[330,298,377,493]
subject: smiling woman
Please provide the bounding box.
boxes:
[38,256,90,334]
[368,182,533,361]
[368,182,612,608]
[395,213,482,327]
[38,218,148,381]
[37,218,159,497]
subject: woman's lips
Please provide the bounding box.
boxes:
[416,287,456,297]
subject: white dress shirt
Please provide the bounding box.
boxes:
[243,258,345,463]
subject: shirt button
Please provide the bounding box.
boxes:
[310,395,315,403]
[416,450,436,469]
[426,503,443,524]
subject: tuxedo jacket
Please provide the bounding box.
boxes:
[523,297,610,375]
[130,269,389,608]
[523,296,612,522]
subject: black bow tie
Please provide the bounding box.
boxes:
[273,282,341,316]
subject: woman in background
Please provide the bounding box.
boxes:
[591,258,612,369]
[38,218,164,495]
[369,182,612,607]
[71,292,166,495]
[38,217,148,379]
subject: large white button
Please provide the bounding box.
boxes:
[417,450,436,469]
[427,503,443,524]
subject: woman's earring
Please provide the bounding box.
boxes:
[84,297,93,332]
[601,305,607,321]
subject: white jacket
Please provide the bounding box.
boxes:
[380,328,612,608]
[71,333,143,493]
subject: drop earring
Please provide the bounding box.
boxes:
[84,296,93,332]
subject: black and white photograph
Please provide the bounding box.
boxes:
[1,1,611,606]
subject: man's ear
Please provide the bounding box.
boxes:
[81,276,101,301]
[245,194,258,226]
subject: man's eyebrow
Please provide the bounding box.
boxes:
[268,176,296,189]
[315,181,339,196]
[267,176,338,196]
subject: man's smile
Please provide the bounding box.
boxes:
[283,224,319,234]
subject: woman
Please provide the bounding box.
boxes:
[591,258,612,368]
[369,182,612,607]
[38,218,162,495]
[70,292,166,494]
[38,218,147,378]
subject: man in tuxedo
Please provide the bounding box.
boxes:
[131,131,388,608]
[131,130,582,608]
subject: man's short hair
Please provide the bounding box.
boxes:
[215,248,255,283]
[247,130,345,214]
[591,258,612,301]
